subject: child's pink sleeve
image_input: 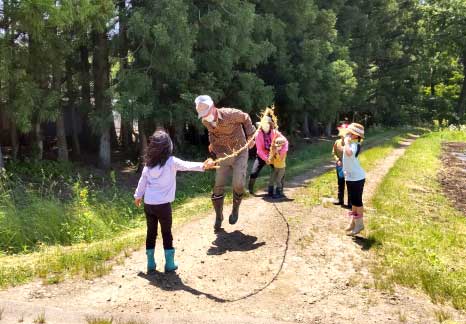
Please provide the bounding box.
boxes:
[255,132,269,161]
[134,166,148,199]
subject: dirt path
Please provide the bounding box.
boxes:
[1,138,465,324]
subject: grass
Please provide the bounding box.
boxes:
[0,127,405,289]
[0,164,142,254]
[368,129,466,310]
[86,317,146,324]
[33,312,46,324]
[433,308,453,323]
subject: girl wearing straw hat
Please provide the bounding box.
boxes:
[332,123,361,208]
[340,123,366,235]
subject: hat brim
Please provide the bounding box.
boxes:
[339,128,365,138]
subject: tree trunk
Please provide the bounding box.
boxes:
[32,121,43,160]
[9,116,19,160]
[53,63,69,161]
[456,53,466,121]
[139,119,148,155]
[302,112,310,138]
[430,67,436,97]
[99,129,111,169]
[93,31,112,169]
[70,106,81,157]
[118,0,129,71]
[0,143,4,169]
[325,122,332,137]
[118,0,132,152]
[120,119,133,149]
[66,60,81,157]
[111,121,119,148]
[310,119,319,137]
[79,45,93,149]
[56,109,69,161]
[80,46,92,110]
[137,118,148,172]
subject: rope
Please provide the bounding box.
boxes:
[140,198,290,303]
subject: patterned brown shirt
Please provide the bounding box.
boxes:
[202,108,256,157]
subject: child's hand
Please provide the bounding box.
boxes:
[134,198,142,207]
[203,158,217,170]
[344,135,351,145]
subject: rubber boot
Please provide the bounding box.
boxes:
[212,194,224,231]
[229,192,243,225]
[344,211,355,232]
[273,187,284,199]
[267,185,274,197]
[164,248,178,273]
[248,178,256,195]
[146,248,156,273]
[349,216,364,236]
[334,192,344,205]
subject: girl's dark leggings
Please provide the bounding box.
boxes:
[346,179,365,207]
[250,156,273,179]
[144,203,173,250]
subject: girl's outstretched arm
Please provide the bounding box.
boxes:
[173,157,205,172]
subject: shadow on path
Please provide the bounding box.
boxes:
[207,230,266,255]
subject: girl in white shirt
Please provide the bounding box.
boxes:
[134,130,213,273]
[341,123,366,236]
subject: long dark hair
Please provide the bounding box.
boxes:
[145,130,173,168]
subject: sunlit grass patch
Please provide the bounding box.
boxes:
[368,130,466,310]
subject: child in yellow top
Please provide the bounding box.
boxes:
[267,134,288,199]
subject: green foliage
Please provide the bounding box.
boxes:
[2,0,466,160]
[0,162,141,254]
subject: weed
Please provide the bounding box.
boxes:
[397,309,407,323]
[33,312,46,324]
[86,317,113,324]
[433,308,452,323]
[85,317,146,324]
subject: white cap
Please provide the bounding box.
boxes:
[194,95,214,119]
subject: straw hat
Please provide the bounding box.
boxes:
[339,122,365,138]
